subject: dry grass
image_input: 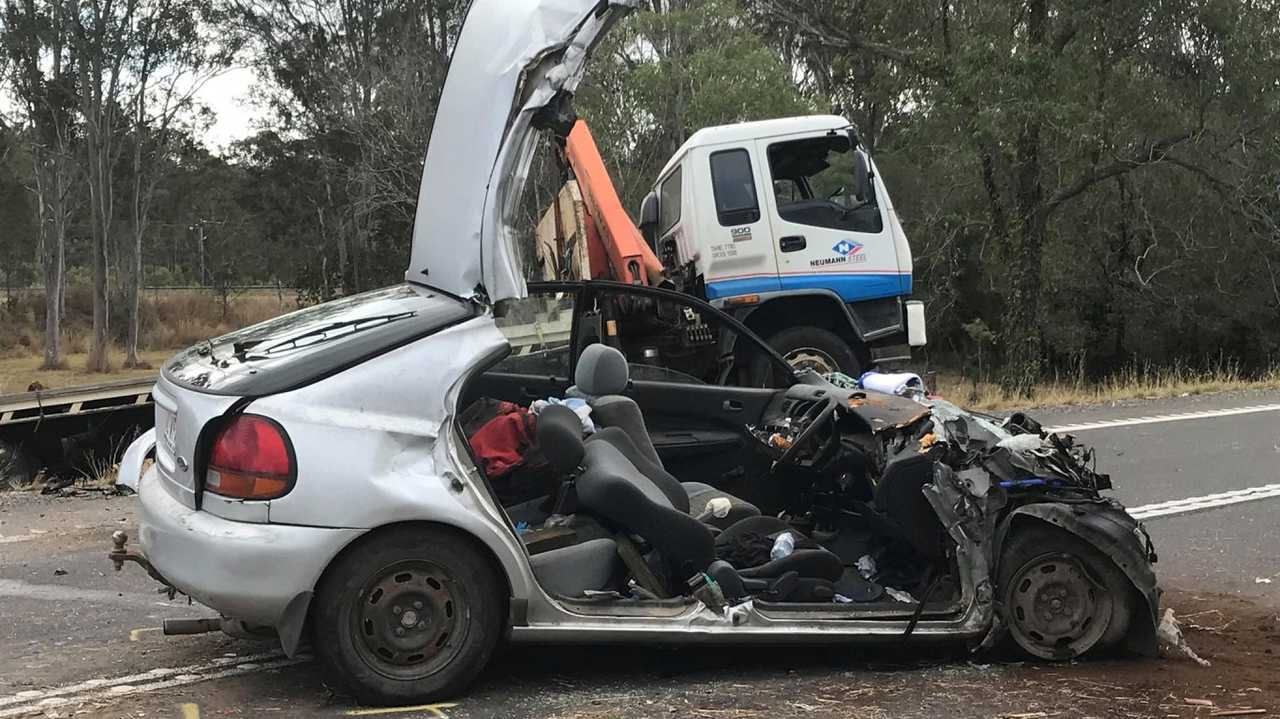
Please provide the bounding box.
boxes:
[138,288,293,350]
[0,350,172,394]
[0,288,297,393]
[0,287,294,359]
[935,362,1280,412]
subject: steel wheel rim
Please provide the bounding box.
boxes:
[783,347,839,376]
[351,559,469,680]
[1007,552,1113,660]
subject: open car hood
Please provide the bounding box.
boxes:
[407,0,636,302]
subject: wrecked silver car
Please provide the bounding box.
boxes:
[108,0,1159,706]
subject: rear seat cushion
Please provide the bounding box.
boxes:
[530,538,621,598]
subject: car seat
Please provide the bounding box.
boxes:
[537,405,842,601]
[569,343,760,527]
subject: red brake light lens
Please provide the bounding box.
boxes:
[205,414,295,500]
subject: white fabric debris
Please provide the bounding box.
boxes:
[530,397,595,433]
[996,434,1044,452]
[859,371,924,397]
[1157,608,1211,667]
[885,587,914,603]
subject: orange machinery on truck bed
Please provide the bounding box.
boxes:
[539,120,663,286]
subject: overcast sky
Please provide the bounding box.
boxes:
[194,66,261,151]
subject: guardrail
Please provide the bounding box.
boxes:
[0,377,156,428]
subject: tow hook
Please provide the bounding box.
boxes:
[109,530,183,601]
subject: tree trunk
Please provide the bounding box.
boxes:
[998,0,1048,398]
[124,229,143,367]
[41,196,66,370]
[125,117,145,368]
[85,124,113,373]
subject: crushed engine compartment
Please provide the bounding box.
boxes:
[743,381,1156,632]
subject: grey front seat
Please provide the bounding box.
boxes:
[569,343,761,527]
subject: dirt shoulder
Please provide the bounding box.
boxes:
[990,589,1280,718]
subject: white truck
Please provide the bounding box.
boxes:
[633,115,926,381]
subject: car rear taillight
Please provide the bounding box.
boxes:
[205,414,296,500]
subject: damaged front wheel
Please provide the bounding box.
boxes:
[998,526,1133,661]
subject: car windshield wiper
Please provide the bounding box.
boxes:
[244,311,418,358]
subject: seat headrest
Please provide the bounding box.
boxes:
[536,404,585,475]
[575,344,629,396]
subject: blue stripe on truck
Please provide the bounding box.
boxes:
[706,272,911,302]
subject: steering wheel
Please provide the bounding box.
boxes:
[778,398,838,465]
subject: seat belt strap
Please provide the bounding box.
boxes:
[614,534,668,599]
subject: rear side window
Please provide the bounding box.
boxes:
[491,292,576,378]
[709,149,760,226]
[658,166,682,235]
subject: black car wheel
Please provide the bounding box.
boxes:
[998,525,1133,660]
[313,526,504,704]
[750,326,860,386]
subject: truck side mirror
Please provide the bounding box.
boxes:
[853,150,873,203]
[639,191,659,249]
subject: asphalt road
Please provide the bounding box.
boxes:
[1,389,1278,718]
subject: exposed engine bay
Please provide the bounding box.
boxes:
[743,381,1133,614]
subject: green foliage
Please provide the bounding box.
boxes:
[761,0,1280,391]
[1,0,1278,386]
[578,0,812,214]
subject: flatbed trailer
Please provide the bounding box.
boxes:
[0,377,156,487]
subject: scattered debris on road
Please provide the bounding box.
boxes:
[1159,608,1212,667]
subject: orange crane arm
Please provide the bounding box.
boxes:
[564,120,664,285]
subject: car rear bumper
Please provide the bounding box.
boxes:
[136,465,364,629]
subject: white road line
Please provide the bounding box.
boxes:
[1129,482,1280,521]
[0,651,306,717]
[1045,402,1280,433]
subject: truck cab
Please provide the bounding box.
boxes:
[639,115,926,382]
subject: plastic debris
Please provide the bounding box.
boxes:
[1254,577,1272,584]
[884,587,914,603]
[825,372,860,389]
[996,434,1044,453]
[1159,608,1211,667]
[770,532,796,561]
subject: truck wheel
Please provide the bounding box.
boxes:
[997,526,1133,660]
[754,326,860,384]
[0,441,38,490]
[312,526,504,705]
